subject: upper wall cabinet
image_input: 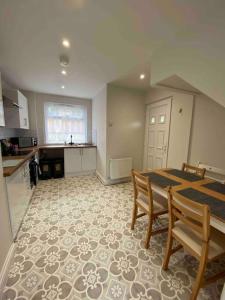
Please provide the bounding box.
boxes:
[3,89,30,129]
[0,73,5,127]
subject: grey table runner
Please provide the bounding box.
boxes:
[165,169,201,182]
[178,187,225,221]
[203,182,225,195]
[142,172,181,188]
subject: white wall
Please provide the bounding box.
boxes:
[23,91,92,145]
[145,87,225,170]
[92,86,108,180]
[145,88,194,169]
[92,85,146,182]
[189,94,225,169]
[107,85,146,177]
[151,42,225,108]
[0,147,13,273]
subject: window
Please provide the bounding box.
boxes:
[159,114,166,124]
[150,116,156,125]
[44,102,87,144]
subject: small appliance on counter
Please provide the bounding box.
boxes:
[10,137,38,148]
[0,139,17,156]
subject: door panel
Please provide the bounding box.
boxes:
[82,148,96,171]
[147,155,154,169]
[156,157,163,169]
[18,92,29,129]
[64,149,82,174]
[144,98,171,170]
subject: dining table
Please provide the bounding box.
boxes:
[142,168,225,234]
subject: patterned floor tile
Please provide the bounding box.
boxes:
[2,175,224,300]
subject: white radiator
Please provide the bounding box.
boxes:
[109,157,133,180]
[198,162,225,183]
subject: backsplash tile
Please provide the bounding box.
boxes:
[0,127,36,139]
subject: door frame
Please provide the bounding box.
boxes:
[143,97,172,170]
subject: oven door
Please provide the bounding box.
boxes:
[29,158,38,187]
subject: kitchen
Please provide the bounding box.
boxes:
[1,2,225,299]
[0,73,97,242]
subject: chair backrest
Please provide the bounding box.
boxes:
[168,188,210,243]
[198,162,225,183]
[182,163,206,179]
[131,170,153,211]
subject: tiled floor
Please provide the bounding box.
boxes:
[2,175,224,299]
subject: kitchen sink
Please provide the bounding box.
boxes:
[2,159,24,168]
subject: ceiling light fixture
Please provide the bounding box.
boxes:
[61,85,65,89]
[59,54,69,67]
[62,39,70,48]
[61,70,67,75]
[140,74,145,80]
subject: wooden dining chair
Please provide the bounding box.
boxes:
[182,162,206,179]
[163,188,225,300]
[131,170,168,249]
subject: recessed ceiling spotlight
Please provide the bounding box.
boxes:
[62,39,70,48]
[61,85,65,89]
[140,74,145,80]
[61,70,67,75]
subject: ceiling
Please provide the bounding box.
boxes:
[0,0,224,98]
[157,75,201,94]
[110,63,151,91]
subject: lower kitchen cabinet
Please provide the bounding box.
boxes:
[64,147,96,177]
[5,161,32,239]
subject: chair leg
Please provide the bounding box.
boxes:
[190,247,208,300]
[162,230,173,270]
[131,203,138,230]
[145,215,153,249]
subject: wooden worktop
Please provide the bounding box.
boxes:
[3,149,38,177]
[39,144,97,149]
[2,144,96,177]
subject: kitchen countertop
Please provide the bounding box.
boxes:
[2,144,96,177]
[3,148,38,177]
[39,144,97,149]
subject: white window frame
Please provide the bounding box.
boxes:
[44,102,87,144]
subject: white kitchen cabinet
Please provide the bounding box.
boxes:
[82,148,97,171]
[3,89,29,129]
[64,148,82,175]
[18,91,29,129]
[64,147,96,177]
[0,72,5,126]
[5,161,32,239]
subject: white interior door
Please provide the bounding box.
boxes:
[144,98,171,170]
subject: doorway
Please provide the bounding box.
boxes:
[143,98,171,169]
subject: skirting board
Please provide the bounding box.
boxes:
[0,242,16,296]
[65,170,96,178]
[96,170,131,186]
